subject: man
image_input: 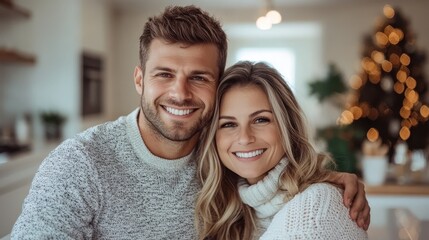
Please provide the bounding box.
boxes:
[12,5,369,239]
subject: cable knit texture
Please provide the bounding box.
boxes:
[11,108,200,239]
[239,159,368,240]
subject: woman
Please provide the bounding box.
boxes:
[195,61,368,239]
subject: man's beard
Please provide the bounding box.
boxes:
[140,97,213,142]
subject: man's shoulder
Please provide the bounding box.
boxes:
[77,115,128,142]
[45,116,129,165]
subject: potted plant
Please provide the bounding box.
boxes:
[308,64,363,173]
[40,111,66,141]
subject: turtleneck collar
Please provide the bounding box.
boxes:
[238,158,288,219]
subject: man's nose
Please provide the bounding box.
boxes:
[170,76,192,101]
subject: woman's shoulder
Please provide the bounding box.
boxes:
[284,183,344,215]
[303,182,342,194]
[300,182,343,200]
[260,183,368,239]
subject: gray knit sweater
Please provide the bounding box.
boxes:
[11,109,200,239]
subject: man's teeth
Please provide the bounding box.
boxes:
[235,150,264,158]
[165,107,193,116]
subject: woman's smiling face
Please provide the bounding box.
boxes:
[215,84,285,184]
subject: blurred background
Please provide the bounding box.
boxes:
[1,0,428,239]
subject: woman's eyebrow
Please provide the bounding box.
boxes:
[219,116,235,120]
[249,109,272,118]
[219,109,272,120]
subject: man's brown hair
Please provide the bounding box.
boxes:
[139,5,228,79]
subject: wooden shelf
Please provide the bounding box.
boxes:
[0,48,36,64]
[365,182,429,195]
[0,1,31,18]
[0,1,35,65]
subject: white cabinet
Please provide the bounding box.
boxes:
[366,185,429,240]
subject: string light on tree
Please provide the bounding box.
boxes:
[367,128,380,142]
[344,4,429,155]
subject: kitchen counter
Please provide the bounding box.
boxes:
[365,182,429,195]
[367,182,429,239]
[368,207,429,240]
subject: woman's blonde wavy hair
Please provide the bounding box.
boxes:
[195,61,334,240]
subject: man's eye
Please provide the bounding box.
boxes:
[156,72,172,78]
[190,76,207,81]
[219,122,236,128]
[254,117,270,124]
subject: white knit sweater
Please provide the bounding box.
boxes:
[238,159,368,240]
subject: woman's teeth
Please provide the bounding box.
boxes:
[234,149,264,158]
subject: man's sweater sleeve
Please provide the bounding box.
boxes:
[11,139,100,240]
[260,183,368,240]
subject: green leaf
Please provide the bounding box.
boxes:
[308,64,347,101]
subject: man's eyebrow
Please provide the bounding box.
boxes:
[151,67,175,73]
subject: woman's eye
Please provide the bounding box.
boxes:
[254,117,270,124]
[219,122,236,128]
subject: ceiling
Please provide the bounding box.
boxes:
[105,0,412,38]
[107,0,363,11]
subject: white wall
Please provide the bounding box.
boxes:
[0,0,82,143]
[80,0,114,130]
[111,10,143,117]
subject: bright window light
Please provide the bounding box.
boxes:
[235,48,295,90]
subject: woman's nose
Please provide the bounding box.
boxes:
[238,126,255,145]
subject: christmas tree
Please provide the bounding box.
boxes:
[340,5,429,159]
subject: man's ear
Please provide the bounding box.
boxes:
[134,66,143,95]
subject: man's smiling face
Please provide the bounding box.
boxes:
[134,38,219,142]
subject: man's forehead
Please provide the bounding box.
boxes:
[146,39,220,76]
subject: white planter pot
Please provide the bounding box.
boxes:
[362,155,388,185]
